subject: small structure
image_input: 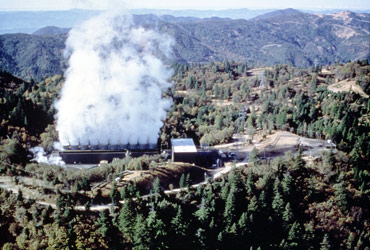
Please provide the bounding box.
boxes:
[171,138,197,163]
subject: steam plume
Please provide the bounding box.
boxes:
[30,146,65,166]
[55,11,174,147]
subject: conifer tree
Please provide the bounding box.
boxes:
[282,202,294,231]
[281,174,292,198]
[110,181,120,206]
[245,172,254,197]
[133,214,149,250]
[179,173,185,189]
[334,173,348,213]
[96,210,112,238]
[293,149,304,171]
[272,190,284,217]
[224,186,236,229]
[118,200,136,242]
[249,147,259,166]
[146,210,168,249]
[171,205,188,238]
[195,198,210,224]
[320,234,330,250]
[247,196,258,215]
[258,190,267,210]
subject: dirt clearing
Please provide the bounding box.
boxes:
[328,79,368,98]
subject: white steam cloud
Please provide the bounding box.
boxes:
[30,146,65,166]
[55,11,174,147]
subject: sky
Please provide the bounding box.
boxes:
[0,0,369,11]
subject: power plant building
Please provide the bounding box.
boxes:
[171,138,198,163]
[60,142,158,164]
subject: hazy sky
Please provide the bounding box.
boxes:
[0,0,369,11]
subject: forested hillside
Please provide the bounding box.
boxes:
[0,60,369,249]
[0,34,66,81]
[1,10,369,81]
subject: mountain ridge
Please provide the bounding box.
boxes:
[1,8,370,34]
[0,10,369,81]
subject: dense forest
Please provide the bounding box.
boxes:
[0,60,369,249]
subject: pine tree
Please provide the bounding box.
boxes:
[118,200,136,242]
[96,210,111,238]
[258,190,267,210]
[334,173,348,213]
[215,114,224,130]
[272,190,284,217]
[247,196,258,215]
[133,214,149,250]
[245,172,254,197]
[185,173,191,188]
[179,173,185,189]
[293,149,304,171]
[282,202,294,231]
[302,221,315,248]
[146,210,168,249]
[195,198,210,224]
[248,147,259,165]
[23,115,28,127]
[320,234,330,250]
[346,232,355,249]
[281,174,292,198]
[110,181,120,206]
[152,177,162,202]
[224,186,236,229]
[286,221,302,249]
[195,228,207,250]
[171,205,188,237]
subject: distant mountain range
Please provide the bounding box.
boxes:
[0,9,369,81]
[1,8,370,34]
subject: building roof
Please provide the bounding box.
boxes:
[171,138,197,153]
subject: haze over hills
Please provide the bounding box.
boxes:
[0,9,369,81]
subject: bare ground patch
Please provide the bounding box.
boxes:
[328,79,368,98]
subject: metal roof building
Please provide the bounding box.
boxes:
[171,138,197,163]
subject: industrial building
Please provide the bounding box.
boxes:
[171,138,198,164]
[171,138,223,168]
[60,138,223,168]
[59,143,158,164]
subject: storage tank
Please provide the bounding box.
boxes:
[80,144,89,150]
[71,145,79,150]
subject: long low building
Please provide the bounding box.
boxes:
[59,149,159,164]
